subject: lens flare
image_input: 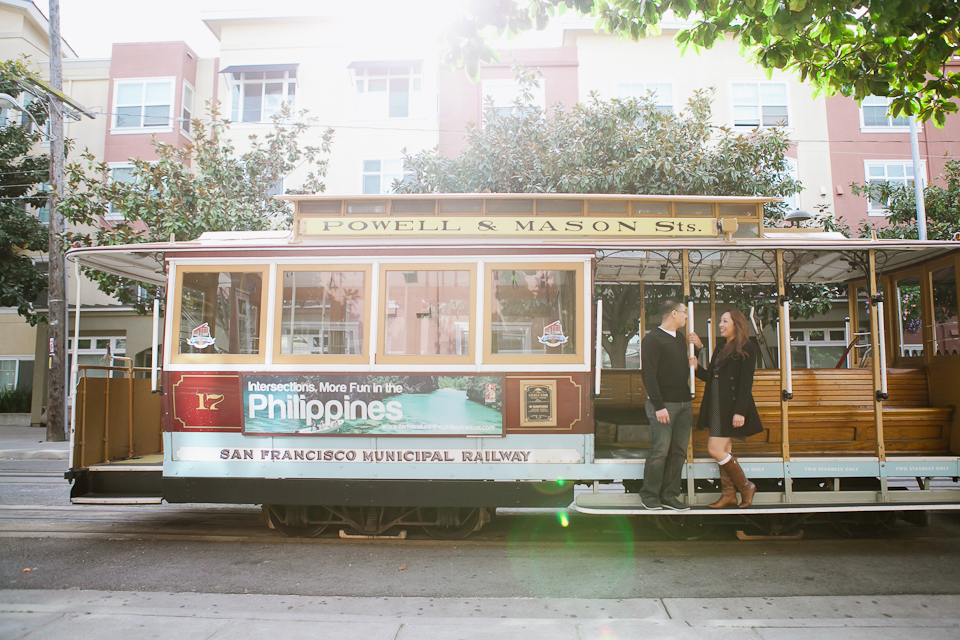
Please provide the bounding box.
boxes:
[557,511,569,527]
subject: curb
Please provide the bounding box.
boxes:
[0,449,69,460]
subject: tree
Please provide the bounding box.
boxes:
[852,159,960,241]
[0,58,50,326]
[398,67,813,367]
[61,104,334,312]
[444,0,960,124]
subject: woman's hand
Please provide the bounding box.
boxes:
[688,356,698,367]
[732,414,745,428]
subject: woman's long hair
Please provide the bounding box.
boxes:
[717,308,751,363]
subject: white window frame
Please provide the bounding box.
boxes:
[863,159,927,216]
[68,336,127,378]
[789,327,849,369]
[859,95,913,133]
[480,78,546,119]
[111,77,175,134]
[180,80,195,136]
[782,157,800,210]
[105,163,138,222]
[0,359,23,391]
[352,63,423,120]
[731,80,790,128]
[228,69,298,125]
[361,158,410,194]
[617,81,674,112]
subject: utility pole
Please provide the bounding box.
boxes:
[46,0,66,442]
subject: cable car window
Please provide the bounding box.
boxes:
[896,274,923,358]
[279,270,366,356]
[381,268,472,358]
[177,270,264,357]
[489,268,579,358]
[931,264,958,356]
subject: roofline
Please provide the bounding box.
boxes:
[1,0,78,58]
[279,193,781,203]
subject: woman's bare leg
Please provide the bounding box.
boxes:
[707,437,732,463]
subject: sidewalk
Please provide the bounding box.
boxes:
[0,426,68,461]
[2,590,958,639]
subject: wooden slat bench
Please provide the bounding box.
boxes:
[596,368,954,456]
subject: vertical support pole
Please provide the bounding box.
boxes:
[68,260,81,468]
[682,251,695,504]
[127,359,134,459]
[776,250,792,501]
[594,298,603,396]
[638,281,645,370]
[102,372,111,464]
[844,317,852,369]
[868,250,887,467]
[151,297,160,392]
[78,375,86,468]
[709,281,717,363]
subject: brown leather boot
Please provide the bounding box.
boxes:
[726,457,756,508]
[709,461,738,509]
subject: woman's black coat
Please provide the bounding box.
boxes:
[695,340,764,439]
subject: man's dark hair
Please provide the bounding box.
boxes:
[660,298,684,317]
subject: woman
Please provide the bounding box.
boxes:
[688,309,763,508]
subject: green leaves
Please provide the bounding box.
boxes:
[441,0,960,123]
[0,58,50,326]
[61,103,334,313]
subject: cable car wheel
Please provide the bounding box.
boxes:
[418,507,482,540]
[654,513,717,541]
[265,505,330,538]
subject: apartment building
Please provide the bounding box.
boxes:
[4,5,959,414]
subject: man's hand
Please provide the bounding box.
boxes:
[688,356,698,367]
[687,332,702,349]
[655,408,671,424]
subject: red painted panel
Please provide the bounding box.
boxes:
[168,372,243,432]
[503,373,593,434]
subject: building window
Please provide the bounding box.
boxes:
[618,82,673,112]
[732,81,789,127]
[782,157,800,210]
[353,63,422,119]
[860,95,909,131]
[229,69,297,123]
[113,78,174,130]
[788,328,848,369]
[181,81,195,134]
[863,160,925,215]
[480,79,545,118]
[0,360,18,390]
[106,164,136,221]
[67,337,126,379]
[362,159,410,194]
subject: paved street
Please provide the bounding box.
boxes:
[2,436,960,638]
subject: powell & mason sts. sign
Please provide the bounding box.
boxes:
[300,216,717,238]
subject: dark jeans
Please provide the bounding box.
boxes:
[640,400,693,502]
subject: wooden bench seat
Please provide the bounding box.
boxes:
[596,367,954,456]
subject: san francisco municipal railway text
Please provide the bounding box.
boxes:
[218,448,532,463]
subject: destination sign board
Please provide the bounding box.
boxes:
[300,216,717,237]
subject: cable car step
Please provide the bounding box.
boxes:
[71,495,163,505]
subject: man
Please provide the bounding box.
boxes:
[639,298,695,511]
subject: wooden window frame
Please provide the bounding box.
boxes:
[171,264,270,365]
[272,264,372,365]
[923,254,960,361]
[889,268,925,365]
[377,263,477,365]
[484,262,585,366]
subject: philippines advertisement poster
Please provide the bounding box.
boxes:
[242,375,503,436]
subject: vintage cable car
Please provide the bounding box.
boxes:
[64,194,960,539]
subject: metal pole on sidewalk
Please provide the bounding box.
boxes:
[909,116,927,241]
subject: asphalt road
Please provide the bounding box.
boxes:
[2,460,960,600]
